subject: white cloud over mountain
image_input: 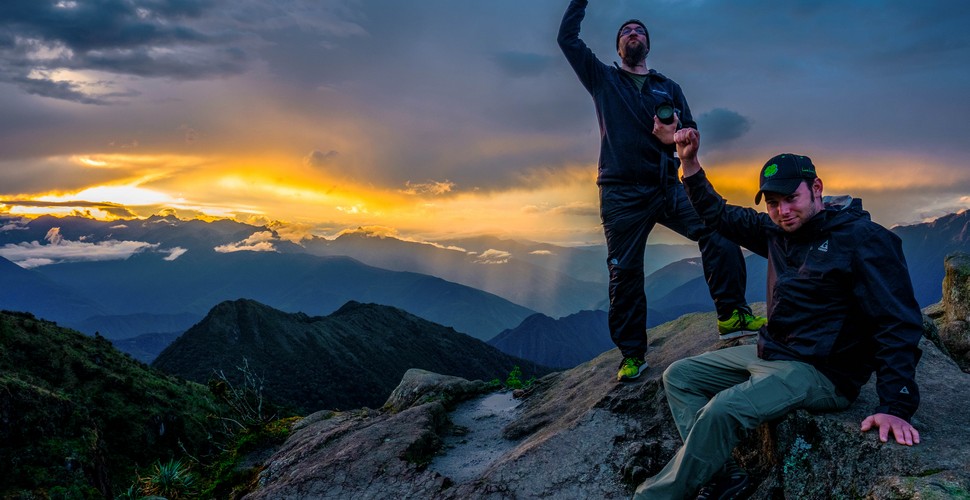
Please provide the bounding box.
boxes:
[214,231,278,253]
[0,227,161,268]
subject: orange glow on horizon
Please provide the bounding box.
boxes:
[3,151,969,246]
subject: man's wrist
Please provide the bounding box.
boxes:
[680,158,702,177]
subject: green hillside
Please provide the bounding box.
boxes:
[153,299,553,413]
[0,310,217,498]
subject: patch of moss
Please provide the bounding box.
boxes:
[897,475,970,500]
[199,416,300,499]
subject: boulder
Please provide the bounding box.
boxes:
[383,369,492,413]
[251,404,451,499]
[743,335,969,498]
[933,253,970,370]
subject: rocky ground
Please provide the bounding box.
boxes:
[242,295,969,499]
[429,391,523,483]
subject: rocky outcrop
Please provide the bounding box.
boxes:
[247,370,486,499]
[744,334,969,498]
[383,368,493,413]
[925,253,970,371]
[247,305,970,499]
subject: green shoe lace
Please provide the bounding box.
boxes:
[616,357,647,381]
[717,309,766,335]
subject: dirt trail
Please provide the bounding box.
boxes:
[428,391,522,483]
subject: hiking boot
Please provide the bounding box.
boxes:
[616,357,647,382]
[717,309,767,340]
[696,461,752,500]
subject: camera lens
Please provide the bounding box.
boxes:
[655,103,675,125]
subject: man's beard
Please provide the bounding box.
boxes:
[621,41,647,68]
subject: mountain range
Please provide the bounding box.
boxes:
[5,208,970,497]
[37,250,534,341]
[646,254,769,315]
[0,214,544,341]
[3,210,970,365]
[152,299,553,413]
[303,230,701,317]
[0,255,107,323]
[0,214,698,348]
[892,210,970,305]
[487,310,613,369]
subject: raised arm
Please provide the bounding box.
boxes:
[557,0,604,93]
[675,128,771,256]
[674,127,700,175]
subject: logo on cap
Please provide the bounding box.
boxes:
[764,164,779,178]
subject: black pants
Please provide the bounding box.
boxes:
[600,183,748,359]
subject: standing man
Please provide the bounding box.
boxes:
[633,128,923,498]
[558,0,765,382]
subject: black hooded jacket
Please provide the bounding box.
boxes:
[558,0,697,186]
[684,170,922,421]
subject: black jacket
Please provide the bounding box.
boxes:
[558,0,697,186]
[684,170,923,421]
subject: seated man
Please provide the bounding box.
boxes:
[634,126,924,499]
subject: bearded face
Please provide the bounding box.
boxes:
[617,25,649,68]
[620,38,648,67]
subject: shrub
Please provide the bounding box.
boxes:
[208,358,278,433]
[505,365,535,390]
[139,459,197,499]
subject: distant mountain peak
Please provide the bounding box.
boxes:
[144,213,182,225]
[332,300,369,314]
[205,298,309,325]
[489,309,611,369]
[153,299,552,413]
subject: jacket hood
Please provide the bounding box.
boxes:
[823,195,862,213]
[795,196,868,238]
[823,196,869,222]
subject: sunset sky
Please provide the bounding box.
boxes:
[2,0,969,246]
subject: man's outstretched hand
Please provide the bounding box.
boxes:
[861,413,920,446]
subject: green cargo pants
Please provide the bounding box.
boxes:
[634,345,850,499]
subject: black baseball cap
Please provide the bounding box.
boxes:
[754,153,817,204]
[616,19,650,51]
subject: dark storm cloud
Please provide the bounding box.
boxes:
[0,0,245,103]
[11,74,114,105]
[696,109,752,149]
[304,149,340,168]
[0,0,215,52]
[82,46,247,79]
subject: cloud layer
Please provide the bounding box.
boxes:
[0,227,161,268]
[1,0,968,244]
